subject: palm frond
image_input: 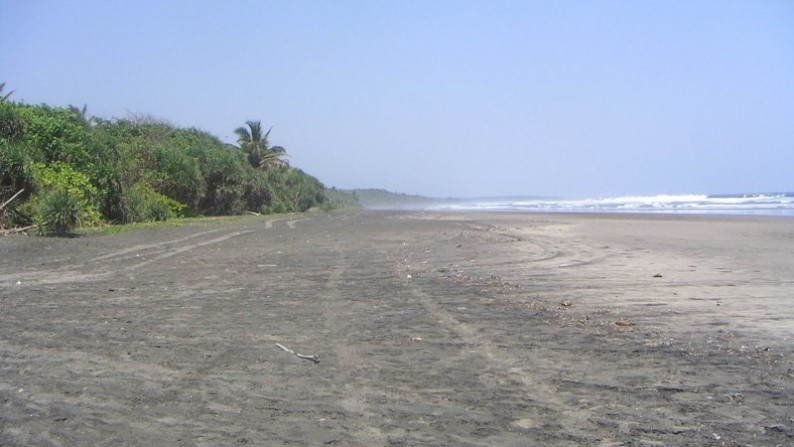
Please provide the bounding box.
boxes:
[236,120,289,169]
[234,126,252,145]
[0,82,14,102]
[246,120,263,142]
[68,104,89,120]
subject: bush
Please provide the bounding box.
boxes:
[260,167,327,213]
[31,162,102,226]
[0,101,27,142]
[322,188,360,210]
[14,104,92,169]
[190,145,248,215]
[37,188,81,236]
[263,196,290,214]
[1,108,37,227]
[152,144,204,210]
[1,140,37,198]
[118,182,184,223]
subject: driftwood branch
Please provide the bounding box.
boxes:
[276,343,320,364]
[0,189,24,211]
[0,224,36,235]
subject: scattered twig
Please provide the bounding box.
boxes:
[0,189,24,211]
[276,343,320,364]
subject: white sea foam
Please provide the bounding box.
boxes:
[427,193,794,216]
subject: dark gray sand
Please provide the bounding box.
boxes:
[1,211,792,446]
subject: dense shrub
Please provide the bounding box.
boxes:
[13,104,92,170]
[262,167,326,212]
[0,101,27,142]
[1,103,37,226]
[242,170,271,213]
[1,140,36,197]
[31,162,102,226]
[190,143,248,215]
[117,182,184,223]
[37,188,81,236]
[151,144,204,210]
[323,187,360,210]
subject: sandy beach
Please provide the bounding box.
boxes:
[1,211,792,446]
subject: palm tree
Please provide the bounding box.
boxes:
[68,104,91,126]
[234,120,289,169]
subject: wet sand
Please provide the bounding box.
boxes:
[1,211,792,446]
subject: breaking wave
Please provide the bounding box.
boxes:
[428,193,794,216]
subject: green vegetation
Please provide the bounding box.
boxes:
[1,87,334,235]
[348,188,443,209]
[83,214,269,236]
[323,188,362,210]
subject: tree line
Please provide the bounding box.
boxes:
[0,84,336,235]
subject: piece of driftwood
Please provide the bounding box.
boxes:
[276,343,320,364]
[0,224,36,235]
[0,189,24,211]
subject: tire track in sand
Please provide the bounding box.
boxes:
[88,228,230,263]
[320,241,388,446]
[118,229,255,272]
[390,221,608,442]
[2,228,256,286]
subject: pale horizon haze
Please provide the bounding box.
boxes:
[2,0,792,199]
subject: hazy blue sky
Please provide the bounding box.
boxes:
[2,0,792,198]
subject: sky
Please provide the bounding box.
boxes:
[1,0,792,198]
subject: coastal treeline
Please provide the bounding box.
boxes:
[0,87,335,235]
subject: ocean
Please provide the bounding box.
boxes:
[426,193,794,217]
